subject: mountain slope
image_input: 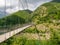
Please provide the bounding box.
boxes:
[0,10,32,29]
[32,1,60,24]
[31,1,60,45]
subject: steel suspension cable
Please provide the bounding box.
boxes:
[9,0,12,37]
[25,0,28,9]
[18,0,28,10]
[18,0,25,26]
[20,0,25,10]
[18,0,20,10]
[4,0,7,40]
[17,0,20,33]
[31,0,41,43]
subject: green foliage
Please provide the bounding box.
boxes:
[50,28,60,45]
[32,2,60,24]
[0,10,32,29]
[25,40,40,45]
[0,36,27,45]
[23,27,37,33]
[31,1,60,45]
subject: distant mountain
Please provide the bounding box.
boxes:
[24,9,32,14]
[52,0,60,2]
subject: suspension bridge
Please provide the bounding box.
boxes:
[0,0,34,43]
[0,24,32,43]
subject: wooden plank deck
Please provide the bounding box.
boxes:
[0,25,31,43]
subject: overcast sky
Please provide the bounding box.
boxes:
[0,0,52,18]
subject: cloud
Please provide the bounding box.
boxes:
[6,6,19,13]
[0,0,52,10]
[0,0,5,7]
[0,0,52,18]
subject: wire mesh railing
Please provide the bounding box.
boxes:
[0,0,32,35]
[0,0,42,44]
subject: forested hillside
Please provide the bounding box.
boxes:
[31,1,60,45]
[32,1,60,24]
[0,10,32,29]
